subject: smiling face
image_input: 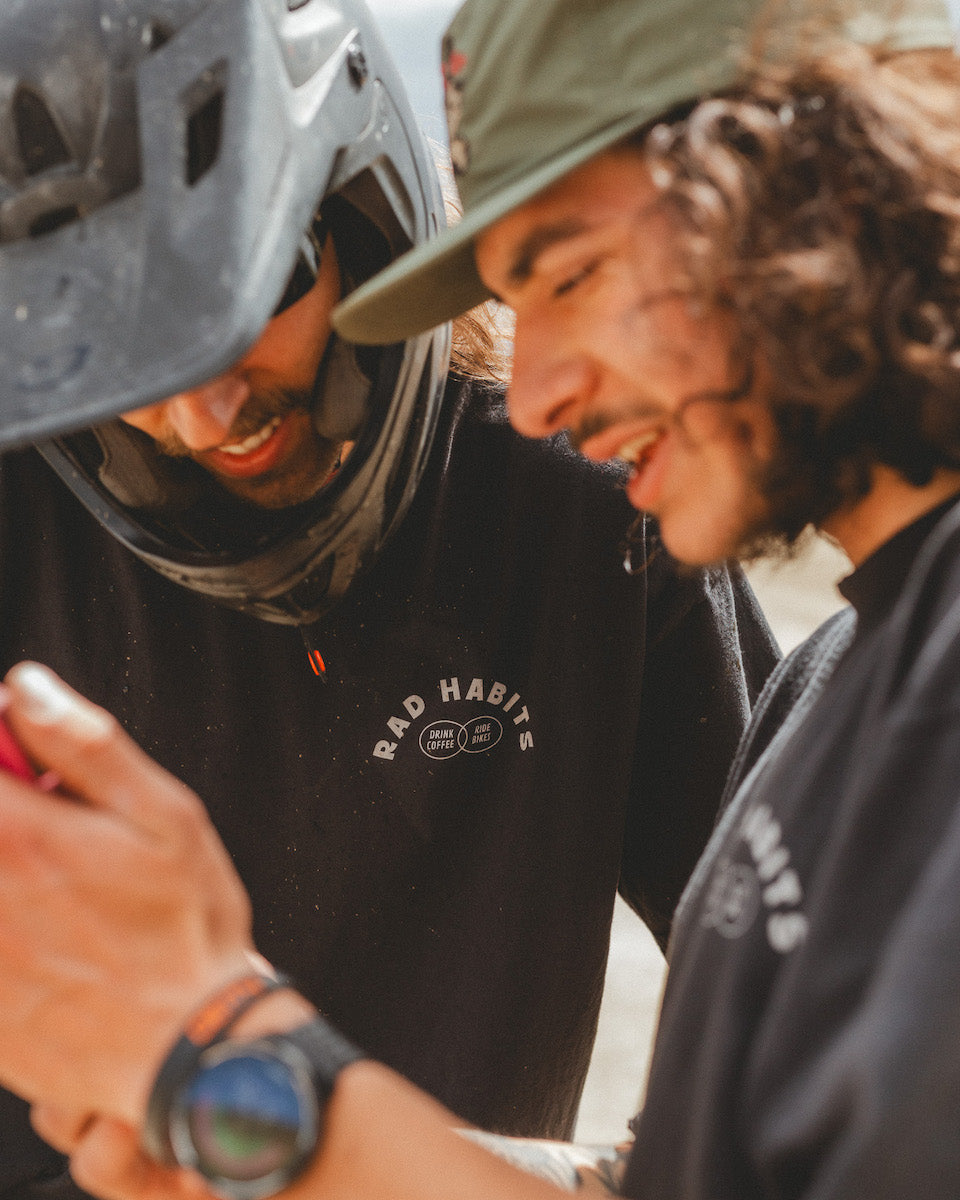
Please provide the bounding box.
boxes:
[475,150,781,565]
[121,234,346,510]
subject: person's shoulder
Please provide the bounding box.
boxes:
[0,445,43,476]
[907,496,960,600]
[768,608,858,711]
[719,607,856,806]
[877,498,960,664]
[0,446,60,501]
[444,373,506,426]
[879,497,960,711]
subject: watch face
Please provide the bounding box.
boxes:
[170,1042,319,1199]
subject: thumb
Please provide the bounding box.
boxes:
[3,661,198,836]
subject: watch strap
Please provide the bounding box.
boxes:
[143,970,292,1163]
[258,1016,364,1103]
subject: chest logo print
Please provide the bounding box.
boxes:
[372,675,533,762]
[419,716,503,760]
[701,802,809,954]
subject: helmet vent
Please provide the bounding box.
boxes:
[183,68,226,187]
[144,21,174,52]
[13,87,71,177]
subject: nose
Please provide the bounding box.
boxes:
[506,312,596,439]
[163,373,251,451]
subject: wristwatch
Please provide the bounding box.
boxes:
[145,1016,363,1200]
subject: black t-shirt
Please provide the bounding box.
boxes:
[626,498,960,1200]
[0,378,778,1197]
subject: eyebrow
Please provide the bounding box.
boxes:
[507,218,589,286]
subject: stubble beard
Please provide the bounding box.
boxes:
[154,387,344,510]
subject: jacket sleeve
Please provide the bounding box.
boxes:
[618,535,780,950]
[744,713,960,1199]
[744,542,960,1200]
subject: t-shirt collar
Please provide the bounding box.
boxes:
[837,492,960,628]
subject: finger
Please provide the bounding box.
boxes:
[69,1118,153,1200]
[3,662,209,840]
[71,1118,210,1200]
[30,1103,95,1153]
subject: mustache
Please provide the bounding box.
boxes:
[568,364,756,451]
[154,387,312,458]
[569,404,662,451]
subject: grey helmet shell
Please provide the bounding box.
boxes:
[0,0,451,624]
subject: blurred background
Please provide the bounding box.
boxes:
[363,0,854,1142]
[365,0,457,147]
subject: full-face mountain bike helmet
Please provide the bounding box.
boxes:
[0,0,450,625]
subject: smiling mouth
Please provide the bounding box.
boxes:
[216,417,282,456]
[199,412,299,483]
[616,429,665,468]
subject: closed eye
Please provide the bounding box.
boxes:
[554,259,599,298]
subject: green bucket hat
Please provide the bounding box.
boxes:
[333,0,954,346]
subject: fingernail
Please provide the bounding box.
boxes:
[9,663,77,721]
[8,663,110,737]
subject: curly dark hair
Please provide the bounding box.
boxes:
[637,38,960,544]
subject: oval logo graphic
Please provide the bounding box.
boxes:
[702,861,761,940]
[463,715,503,753]
[419,720,464,760]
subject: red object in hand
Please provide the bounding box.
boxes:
[0,693,59,789]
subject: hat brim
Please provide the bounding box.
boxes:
[332,110,651,345]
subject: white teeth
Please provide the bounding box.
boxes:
[217,417,281,456]
[616,430,661,463]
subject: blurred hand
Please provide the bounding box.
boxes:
[0,662,257,1124]
[31,1106,212,1200]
